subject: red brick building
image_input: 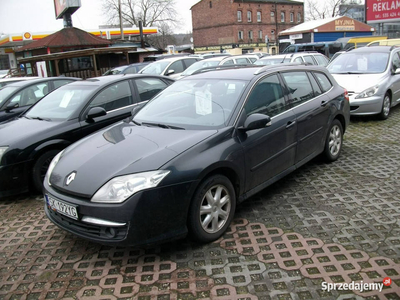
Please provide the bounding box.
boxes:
[192,0,304,54]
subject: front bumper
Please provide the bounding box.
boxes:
[0,160,31,197]
[44,179,197,247]
[349,94,383,115]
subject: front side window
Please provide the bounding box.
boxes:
[166,60,185,75]
[134,78,168,102]
[222,59,234,65]
[245,74,288,118]
[281,71,314,106]
[391,52,400,70]
[237,11,242,22]
[89,81,133,112]
[281,12,285,23]
[247,11,252,22]
[257,11,261,22]
[134,79,247,129]
[314,55,329,67]
[140,60,170,75]
[0,86,18,106]
[9,82,50,107]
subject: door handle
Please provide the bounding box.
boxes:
[321,100,328,107]
[286,120,296,129]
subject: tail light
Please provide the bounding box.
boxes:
[344,89,349,101]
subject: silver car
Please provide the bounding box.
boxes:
[327,46,400,119]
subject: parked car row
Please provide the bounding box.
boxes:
[2,44,398,247]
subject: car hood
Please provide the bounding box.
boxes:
[0,117,60,146]
[50,122,217,197]
[330,73,386,93]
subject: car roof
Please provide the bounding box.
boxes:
[66,74,172,87]
[5,77,79,87]
[0,77,39,83]
[348,46,393,53]
[186,64,329,81]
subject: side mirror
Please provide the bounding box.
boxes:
[87,107,106,121]
[240,113,271,131]
[395,68,400,75]
[166,69,175,76]
[5,102,19,112]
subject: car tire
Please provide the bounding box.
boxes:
[378,93,391,120]
[323,119,343,162]
[188,175,236,243]
[32,150,60,192]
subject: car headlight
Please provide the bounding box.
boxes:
[355,85,379,99]
[91,170,170,203]
[45,150,64,186]
[0,147,8,164]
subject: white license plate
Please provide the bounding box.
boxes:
[46,195,78,220]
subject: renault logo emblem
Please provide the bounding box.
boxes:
[66,172,76,186]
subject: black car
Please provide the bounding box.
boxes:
[102,62,150,76]
[0,74,174,197]
[0,77,79,123]
[43,64,350,246]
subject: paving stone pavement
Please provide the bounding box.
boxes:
[1,107,400,300]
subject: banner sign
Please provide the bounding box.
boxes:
[366,0,400,23]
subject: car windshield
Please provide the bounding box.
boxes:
[134,79,247,130]
[327,52,389,74]
[0,86,18,105]
[181,60,220,76]
[254,58,289,65]
[140,61,170,75]
[25,85,95,120]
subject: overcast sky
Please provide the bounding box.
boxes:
[0,0,201,35]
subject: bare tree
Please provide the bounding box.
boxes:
[305,0,356,21]
[146,22,177,50]
[102,0,179,28]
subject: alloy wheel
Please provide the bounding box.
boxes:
[328,124,342,157]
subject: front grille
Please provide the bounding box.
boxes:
[47,207,128,241]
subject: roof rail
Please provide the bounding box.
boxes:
[191,64,256,75]
[254,62,313,75]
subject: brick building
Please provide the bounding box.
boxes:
[192,0,304,54]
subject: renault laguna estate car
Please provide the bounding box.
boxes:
[0,74,174,197]
[327,46,400,119]
[44,64,350,246]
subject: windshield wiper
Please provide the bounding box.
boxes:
[142,122,185,130]
[29,116,51,121]
[132,119,142,126]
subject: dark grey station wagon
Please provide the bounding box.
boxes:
[44,64,350,246]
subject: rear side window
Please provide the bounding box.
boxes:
[281,71,314,106]
[313,72,332,93]
[303,55,316,65]
[307,72,322,97]
[314,55,329,66]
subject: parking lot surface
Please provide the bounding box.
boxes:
[1,108,400,300]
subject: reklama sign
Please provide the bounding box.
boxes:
[366,0,400,23]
